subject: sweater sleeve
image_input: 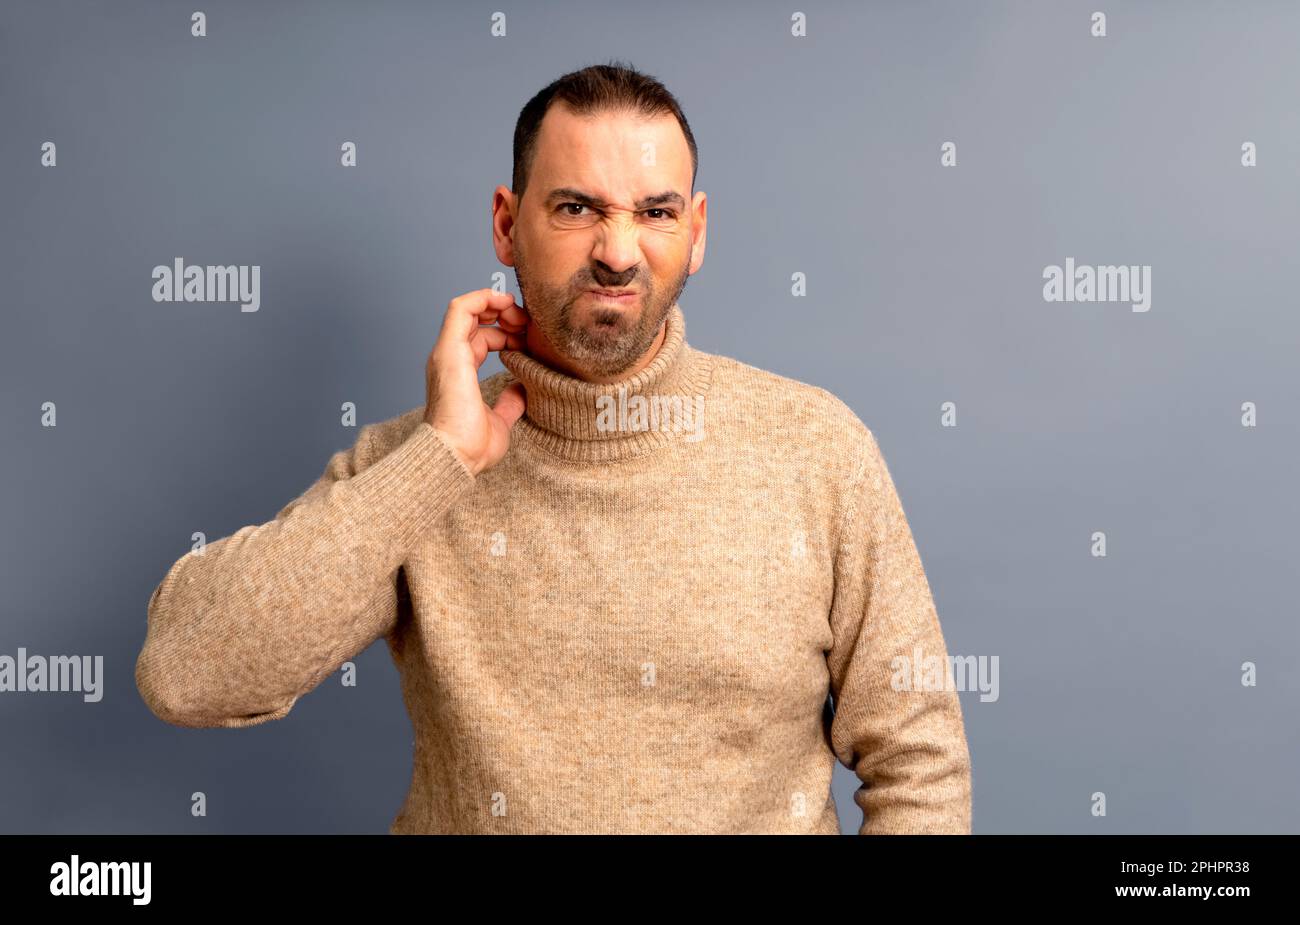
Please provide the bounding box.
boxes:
[826,428,972,834]
[135,421,475,729]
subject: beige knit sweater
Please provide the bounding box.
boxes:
[135,303,972,834]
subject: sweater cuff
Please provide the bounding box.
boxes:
[349,422,476,551]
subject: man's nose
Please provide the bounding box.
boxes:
[591,215,642,273]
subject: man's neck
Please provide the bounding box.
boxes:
[523,320,667,384]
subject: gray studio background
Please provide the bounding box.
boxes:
[3,0,1297,834]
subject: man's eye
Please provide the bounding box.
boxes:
[558,203,675,220]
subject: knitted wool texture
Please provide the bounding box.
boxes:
[136,304,973,834]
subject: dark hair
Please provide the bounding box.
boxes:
[512,60,698,204]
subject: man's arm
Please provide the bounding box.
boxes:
[135,420,475,729]
[826,427,972,834]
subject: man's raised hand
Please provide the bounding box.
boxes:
[424,289,528,476]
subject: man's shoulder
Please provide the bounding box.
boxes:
[701,349,891,531]
[705,350,876,452]
[345,404,425,469]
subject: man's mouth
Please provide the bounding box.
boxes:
[586,289,639,305]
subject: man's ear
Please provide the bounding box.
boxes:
[687,190,707,274]
[491,185,518,266]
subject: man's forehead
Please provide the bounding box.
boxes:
[531,106,691,187]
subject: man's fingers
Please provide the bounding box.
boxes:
[477,312,526,334]
[499,303,529,328]
[477,304,528,332]
[441,289,520,342]
[469,325,510,365]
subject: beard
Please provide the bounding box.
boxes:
[513,244,690,379]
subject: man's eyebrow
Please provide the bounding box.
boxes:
[544,188,687,211]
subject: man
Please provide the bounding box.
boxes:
[135,62,972,835]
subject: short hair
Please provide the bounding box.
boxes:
[512,60,698,204]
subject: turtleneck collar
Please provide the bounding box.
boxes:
[497,303,715,464]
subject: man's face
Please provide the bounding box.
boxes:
[493,104,707,380]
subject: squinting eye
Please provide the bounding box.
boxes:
[645,209,676,220]
[560,203,590,216]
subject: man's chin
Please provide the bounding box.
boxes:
[570,305,638,340]
[563,325,644,374]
